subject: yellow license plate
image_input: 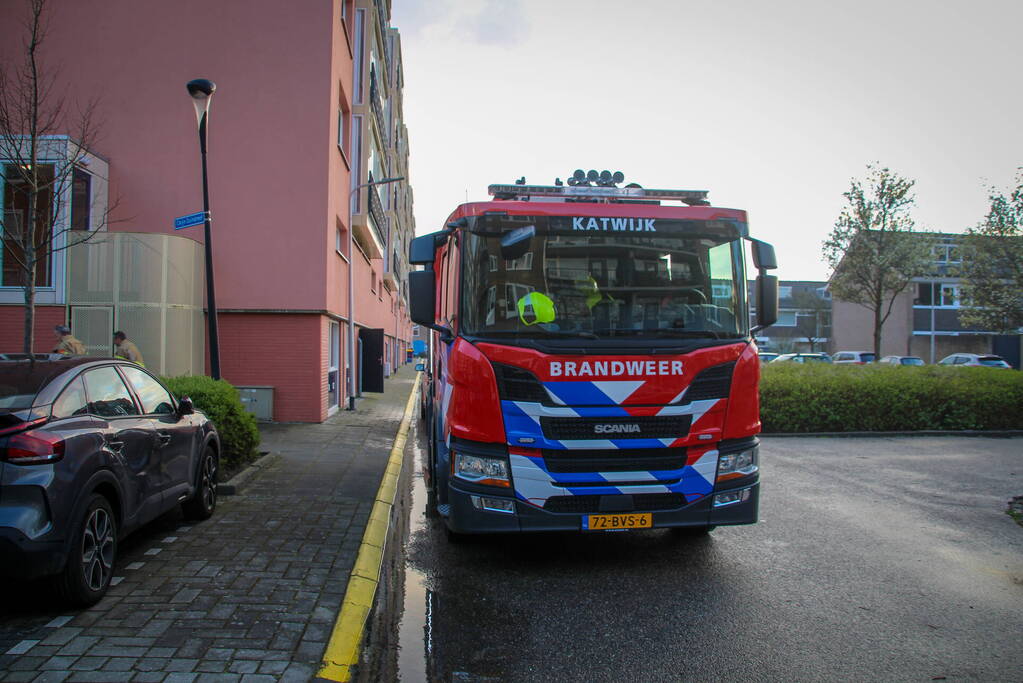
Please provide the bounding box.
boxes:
[583,513,653,531]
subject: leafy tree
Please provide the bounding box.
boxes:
[958,171,1023,333]
[792,290,830,352]
[0,0,107,354]
[823,164,933,358]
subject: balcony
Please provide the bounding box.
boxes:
[369,71,388,147]
[351,183,386,259]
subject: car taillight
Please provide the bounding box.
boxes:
[3,429,65,464]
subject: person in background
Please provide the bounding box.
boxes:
[52,325,86,355]
[113,331,145,366]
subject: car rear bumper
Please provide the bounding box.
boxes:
[0,527,65,579]
[446,481,759,534]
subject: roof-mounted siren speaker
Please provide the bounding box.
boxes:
[586,170,599,183]
[612,171,625,184]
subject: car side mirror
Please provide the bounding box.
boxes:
[177,396,195,417]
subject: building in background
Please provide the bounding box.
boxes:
[830,233,1021,366]
[749,280,832,353]
[0,0,415,421]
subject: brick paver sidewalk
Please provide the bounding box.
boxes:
[0,368,417,682]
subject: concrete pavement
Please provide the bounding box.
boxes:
[0,366,418,682]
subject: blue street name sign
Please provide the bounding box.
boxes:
[174,211,207,230]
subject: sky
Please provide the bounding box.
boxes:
[391,0,1022,281]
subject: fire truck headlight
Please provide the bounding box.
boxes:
[453,452,511,488]
[717,447,758,481]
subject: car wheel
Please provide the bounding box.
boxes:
[182,445,218,520]
[57,493,117,606]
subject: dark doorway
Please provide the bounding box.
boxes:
[359,328,385,392]
[992,335,1021,369]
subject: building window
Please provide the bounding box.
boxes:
[940,284,959,307]
[934,240,960,264]
[505,252,532,271]
[916,282,935,306]
[71,167,92,231]
[774,311,797,326]
[2,163,55,287]
[353,9,366,105]
[778,285,792,299]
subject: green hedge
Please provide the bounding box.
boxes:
[760,364,1023,432]
[162,375,261,470]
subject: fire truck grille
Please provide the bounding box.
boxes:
[684,361,735,401]
[543,493,688,513]
[540,415,692,440]
[492,363,550,403]
[542,448,687,473]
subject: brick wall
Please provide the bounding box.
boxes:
[0,305,68,353]
[214,313,326,423]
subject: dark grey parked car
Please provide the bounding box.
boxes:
[0,357,219,605]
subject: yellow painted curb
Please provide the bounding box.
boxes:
[317,373,421,682]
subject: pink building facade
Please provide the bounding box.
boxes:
[0,0,414,421]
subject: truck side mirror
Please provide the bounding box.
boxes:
[755,274,778,331]
[750,239,777,271]
[410,270,436,326]
[409,234,437,265]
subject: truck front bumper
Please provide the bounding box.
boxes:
[445,481,759,534]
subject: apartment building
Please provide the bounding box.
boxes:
[749,280,832,353]
[831,234,1021,367]
[0,0,415,421]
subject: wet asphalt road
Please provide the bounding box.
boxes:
[396,434,1023,682]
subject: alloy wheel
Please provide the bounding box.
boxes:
[81,507,115,592]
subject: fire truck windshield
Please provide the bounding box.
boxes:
[461,215,748,343]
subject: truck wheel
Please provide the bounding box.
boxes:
[57,494,117,606]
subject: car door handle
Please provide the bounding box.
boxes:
[157,433,172,446]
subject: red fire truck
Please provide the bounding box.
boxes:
[410,171,778,536]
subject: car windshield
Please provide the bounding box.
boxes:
[901,357,925,366]
[461,214,747,341]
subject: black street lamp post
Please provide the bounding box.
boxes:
[187,78,221,380]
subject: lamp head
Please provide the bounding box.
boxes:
[186,79,217,125]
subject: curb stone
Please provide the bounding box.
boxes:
[219,451,282,495]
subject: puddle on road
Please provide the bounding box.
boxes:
[396,439,432,682]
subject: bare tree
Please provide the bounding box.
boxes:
[0,0,109,354]
[823,164,933,358]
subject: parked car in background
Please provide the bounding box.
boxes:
[758,352,779,364]
[0,357,220,605]
[770,353,832,364]
[832,351,876,364]
[937,353,1013,368]
[879,356,926,366]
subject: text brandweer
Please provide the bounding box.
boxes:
[572,217,656,232]
[549,360,683,377]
